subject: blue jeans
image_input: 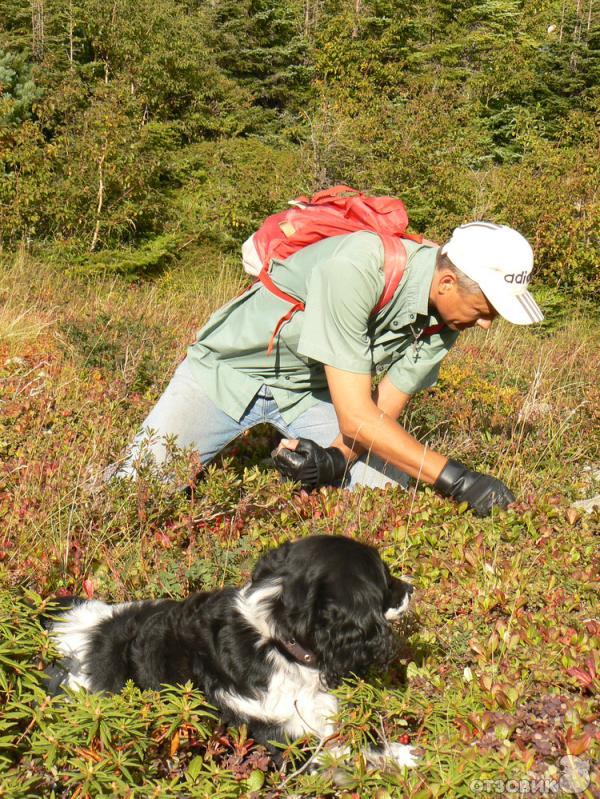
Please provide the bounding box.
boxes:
[117,358,409,490]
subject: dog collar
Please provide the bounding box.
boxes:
[279,639,317,668]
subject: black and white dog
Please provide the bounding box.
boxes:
[45,535,416,766]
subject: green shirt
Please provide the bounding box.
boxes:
[187,232,459,423]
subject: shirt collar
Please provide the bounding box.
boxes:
[391,245,440,327]
[415,250,437,317]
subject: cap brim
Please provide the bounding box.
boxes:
[478,276,544,325]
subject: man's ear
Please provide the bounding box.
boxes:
[437,270,458,294]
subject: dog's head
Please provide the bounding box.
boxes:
[250,535,413,687]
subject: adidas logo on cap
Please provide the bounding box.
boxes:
[504,271,532,285]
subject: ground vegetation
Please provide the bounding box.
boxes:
[1,0,599,795]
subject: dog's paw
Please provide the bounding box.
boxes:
[364,742,419,771]
[311,740,419,783]
[385,742,419,769]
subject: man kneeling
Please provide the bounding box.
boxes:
[116,222,543,517]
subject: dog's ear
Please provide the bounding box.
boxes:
[251,541,293,584]
[312,602,397,688]
[272,571,321,644]
[269,570,398,687]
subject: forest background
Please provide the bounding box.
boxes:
[0,1,599,797]
[1,0,598,293]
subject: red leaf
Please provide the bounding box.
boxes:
[155,531,171,548]
[567,665,594,688]
[565,730,591,756]
[82,578,94,599]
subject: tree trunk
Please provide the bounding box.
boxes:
[68,0,74,68]
[31,0,44,61]
[559,0,565,41]
[352,0,362,39]
[571,0,583,69]
[90,145,108,252]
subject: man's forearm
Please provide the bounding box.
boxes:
[328,380,411,465]
[333,406,447,484]
[327,381,446,484]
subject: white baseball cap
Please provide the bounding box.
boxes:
[441,222,544,324]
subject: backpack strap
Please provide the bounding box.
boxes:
[258,266,305,355]
[373,235,407,314]
[267,303,303,355]
[423,322,445,336]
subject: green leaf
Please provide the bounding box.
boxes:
[187,754,203,781]
[246,769,265,791]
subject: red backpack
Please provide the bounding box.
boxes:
[241,185,442,353]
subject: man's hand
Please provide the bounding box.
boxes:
[434,459,515,517]
[272,438,347,490]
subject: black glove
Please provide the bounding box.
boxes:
[434,459,515,517]
[272,438,347,491]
